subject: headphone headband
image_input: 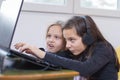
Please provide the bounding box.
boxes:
[81,16,95,45]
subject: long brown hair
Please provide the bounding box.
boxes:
[63,15,119,71]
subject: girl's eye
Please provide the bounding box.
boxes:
[47,34,51,38]
[69,38,75,43]
[55,36,60,39]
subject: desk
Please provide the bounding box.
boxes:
[0,69,79,80]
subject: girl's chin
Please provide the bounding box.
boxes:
[72,52,80,56]
[48,49,56,53]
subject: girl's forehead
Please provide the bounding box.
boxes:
[63,27,76,33]
[63,28,77,36]
[47,26,63,35]
[49,25,62,31]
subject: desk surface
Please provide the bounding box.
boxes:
[0,69,79,80]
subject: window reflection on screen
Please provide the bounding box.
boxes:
[1,0,20,19]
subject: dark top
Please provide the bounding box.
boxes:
[43,42,118,80]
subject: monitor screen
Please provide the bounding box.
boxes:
[0,0,3,7]
[0,0,23,49]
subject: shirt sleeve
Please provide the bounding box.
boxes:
[43,43,113,77]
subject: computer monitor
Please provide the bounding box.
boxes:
[0,0,23,50]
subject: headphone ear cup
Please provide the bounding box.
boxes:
[82,29,95,45]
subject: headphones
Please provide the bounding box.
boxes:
[81,16,95,45]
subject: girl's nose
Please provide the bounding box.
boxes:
[66,42,71,48]
[49,37,54,42]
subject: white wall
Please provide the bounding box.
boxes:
[12,12,72,49]
[11,11,120,49]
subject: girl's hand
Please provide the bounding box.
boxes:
[14,42,46,59]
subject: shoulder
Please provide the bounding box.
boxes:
[95,42,113,50]
[93,42,115,58]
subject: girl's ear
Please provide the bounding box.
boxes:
[81,16,95,45]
